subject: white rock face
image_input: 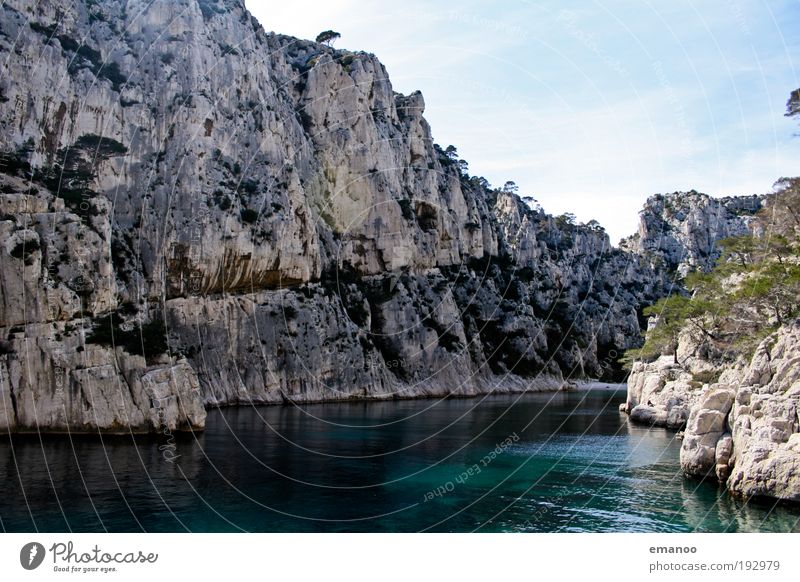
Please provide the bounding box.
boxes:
[726,324,800,501]
[624,356,699,429]
[626,322,800,501]
[620,191,762,276]
[680,386,735,478]
[0,322,205,433]
[0,0,671,432]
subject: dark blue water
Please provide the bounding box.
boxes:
[1,387,798,532]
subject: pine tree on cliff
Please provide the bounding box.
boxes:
[786,88,800,119]
[316,30,341,47]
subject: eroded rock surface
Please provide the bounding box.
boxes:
[626,322,800,502]
[0,0,682,434]
[620,191,762,277]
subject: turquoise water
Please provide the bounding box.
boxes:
[1,387,798,532]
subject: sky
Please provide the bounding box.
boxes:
[247,0,800,243]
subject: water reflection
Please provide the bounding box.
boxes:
[0,389,797,532]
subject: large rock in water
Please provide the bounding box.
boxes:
[0,0,672,432]
[680,386,735,479]
[624,355,699,429]
[627,322,800,501]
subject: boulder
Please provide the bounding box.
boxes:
[680,386,735,478]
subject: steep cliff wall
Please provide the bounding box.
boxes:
[0,0,672,432]
[622,174,800,502]
[621,191,762,276]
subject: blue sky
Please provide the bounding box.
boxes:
[248,0,800,242]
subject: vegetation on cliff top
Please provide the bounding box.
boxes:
[625,176,800,366]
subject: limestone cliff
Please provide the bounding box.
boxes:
[620,190,762,276]
[0,0,676,432]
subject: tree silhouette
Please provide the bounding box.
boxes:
[786,88,800,118]
[316,30,341,47]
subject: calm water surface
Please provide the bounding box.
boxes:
[1,387,798,532]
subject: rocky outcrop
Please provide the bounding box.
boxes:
[620,191,762,276]
[0,323,206,433]
[626,322,800,502]
[623,355,699,429]
[726,323,800,501]
[680,385,735,479]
